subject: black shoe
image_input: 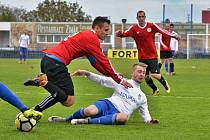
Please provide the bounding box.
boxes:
[153,88,160,95]
[24,79,39,86]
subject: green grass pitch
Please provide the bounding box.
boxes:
[0,58,210,140]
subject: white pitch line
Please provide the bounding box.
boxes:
[16,91,210,100]
[16,91,48,95]
[148,95,210,100]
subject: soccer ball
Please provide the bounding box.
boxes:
[15,112,37,132]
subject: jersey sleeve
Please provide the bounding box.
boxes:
[19,35,22,44]
[137,94,152,122]
[87,55,110,76]
[87,72,117,89]
[153,23,175,37]
[117,25,134,37]
[175,39,179,51]
[159,33,169,49]
[27,35,30,45]
[173,32,179,51]
[86,42,122,84]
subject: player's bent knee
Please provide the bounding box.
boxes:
[116,113,128,124]
[62,96,75,107]
[84,105,98,116]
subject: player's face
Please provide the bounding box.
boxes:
[96,22,110,40]
[137,12,146,26]
[131,66,146,83]
[165,23,170,30]
[169,25,174,32]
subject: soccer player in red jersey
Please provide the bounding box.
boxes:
[161,23,179,76]
[158,23,173,72]
[24,16,132,112]
[116,10,178,95]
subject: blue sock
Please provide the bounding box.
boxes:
[20,55,22,61]
[66,108,85,121]
[0,82,28,112]
[165,61,169,73]
[23,54,26,61]
[89,114,117,125]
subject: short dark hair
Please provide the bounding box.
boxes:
[170,23,174,27]
[92,16,111,28]
[137,10,146,17]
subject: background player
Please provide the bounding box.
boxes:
[158,23,179,76]
[18,30,30,64]
[116,10,178,95]
[164,23,179,75]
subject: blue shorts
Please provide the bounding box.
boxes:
[171,50,176,58]
[91,99,119,118]
[20,47,27,55]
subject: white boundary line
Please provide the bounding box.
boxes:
[149,95,210,100]
[16,92,210,100]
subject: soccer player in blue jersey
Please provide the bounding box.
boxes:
[0,82,43,120]
[48,63,159,125]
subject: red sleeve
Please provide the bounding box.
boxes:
[86,42,122,84]
[87,55,110,76]
[153,23,174,37]
[117,25,134,37]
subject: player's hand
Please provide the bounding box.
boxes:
[148,119,159,124]
[115,30,122,37]
[120,79,133,88]
[118,73,124,77]
[71,69,90,77]
[174,34,181,40]
[162,45,168,50]
[33,73,48,82]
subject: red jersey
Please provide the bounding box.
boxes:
[159,33,171,51]
[118,22,175,59]
[42,29,122,84]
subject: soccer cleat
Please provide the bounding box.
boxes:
[48,116,66,122]
[153,88,160,96]
[163,80,171,93]
[24,79,39,86]
[23,109,43,121]
[71,118,89,125]
[170,72,176,76]
[149,119,160,124]
[24,73,48,87]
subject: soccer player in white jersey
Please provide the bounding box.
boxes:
[48,63,159,125]
[18,31,30,64]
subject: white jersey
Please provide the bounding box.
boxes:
[170,31,178,51]
[19,34,30,48]
[88,73,152,122]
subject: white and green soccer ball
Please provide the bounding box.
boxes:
[15,112,37,132]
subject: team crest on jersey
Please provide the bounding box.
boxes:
[137,31,140,34]
[147,28,152,32]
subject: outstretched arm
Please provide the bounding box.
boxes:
[138,94,159,124]
[87,55,133,89]
[71,69,91,77]
[116,26,134,38]
[72,69,117,89]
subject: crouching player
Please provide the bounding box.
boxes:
[48,63,159,125]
